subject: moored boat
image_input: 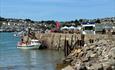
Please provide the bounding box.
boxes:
[17,39,41,49]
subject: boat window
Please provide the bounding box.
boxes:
[31,41,39,43]
[36,41,39,43]
[84,26,94,30]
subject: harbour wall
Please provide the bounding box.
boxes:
[35,33,115,50]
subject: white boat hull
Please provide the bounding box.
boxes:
[17,39,41,49]
[17,45,41,49]
[17,44,41,49]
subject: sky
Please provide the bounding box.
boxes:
[0,0,115,21]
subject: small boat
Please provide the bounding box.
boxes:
[17,39,41,49]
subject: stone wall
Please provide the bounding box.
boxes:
[35,33,115,50]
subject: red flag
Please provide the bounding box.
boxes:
[56,21,61,29]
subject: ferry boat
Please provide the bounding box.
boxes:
[17,39,41,49]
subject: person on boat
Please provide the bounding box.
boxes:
[18,38,25,46]
[21,38,26,44]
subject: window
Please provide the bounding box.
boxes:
[84,26,94,30]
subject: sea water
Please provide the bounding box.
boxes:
[0,32,64,70]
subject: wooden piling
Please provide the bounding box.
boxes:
[51,34,55,49]
[58,34,61,51]
[71,35,73,50]
[66,40,70,56]
[80,34,85,47]
[75,34,77,42]
[64,34,74,57]
[64,35,67,57]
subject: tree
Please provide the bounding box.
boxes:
[79,19,83,23]
[75,19,79,23]
[75,19,81,26]
[95,19,101,23]
[25,19,31,22]
[0,17,7,21]
[70,20,74,23]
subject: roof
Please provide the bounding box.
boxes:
[81,22,95,25]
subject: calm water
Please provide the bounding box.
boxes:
[0,32,64,70]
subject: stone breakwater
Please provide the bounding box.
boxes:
[35,33,98,49]
[35,33,114,49]
[35,33,81,49]
[62,39,115,70]
[35,33,115,70]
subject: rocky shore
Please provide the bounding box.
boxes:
[61,37,115,70]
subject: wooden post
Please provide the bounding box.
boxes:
[71,35,73,50]
[64,35,67,57]
[58,34,61,51]
[108,29,113,40]
[66,40,70,56]
[51,34,55,49]
[74,35,77,49]
[81,34,85,47]
[75,35,77,42]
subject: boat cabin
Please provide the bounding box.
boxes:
[81,22,95,34]
[31,39,40,45]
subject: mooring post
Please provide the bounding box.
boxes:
[71,35,73,50]
[73,35,77,49]
[66,40,70,56]
[58,34,61,51]
[75,35,77,42]
[81,34,85,47]
[64,35,67,57]
[51,34,55,49]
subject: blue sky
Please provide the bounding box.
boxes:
[0,0,115,21]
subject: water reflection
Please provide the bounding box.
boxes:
[18,50,64,70]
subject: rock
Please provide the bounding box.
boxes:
[90,63,103,70]
[98,40,108,44]
[104,65,112,70]
[79,66,87,70]
[90,53,96,58]
[61,39,115,70]
[89,45,95,49]
[77,49,82,53]
[102,62,113,70]
[64,58,73,64]
[78,51,84,57]
[79,64,87,70]
[81,56,90,62]
[74,61,82,70]
[83,46,90,51]
[108,47,115,58]
[85,50,93,58]
[85,63,92,70]
[111,65,115,70]
[62,65,74,70]
[69,49,78,56]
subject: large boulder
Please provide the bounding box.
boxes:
[62,65,74,70]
